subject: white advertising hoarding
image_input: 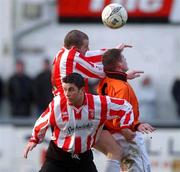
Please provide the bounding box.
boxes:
[0,125,180,172]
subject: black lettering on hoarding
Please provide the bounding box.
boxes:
[168,138,180,156]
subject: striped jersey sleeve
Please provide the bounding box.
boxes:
[106,96,134,129]
[85,49,106,63]
[74,52,105,79]
[85,49,106,57]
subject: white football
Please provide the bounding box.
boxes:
[101,3,128,29]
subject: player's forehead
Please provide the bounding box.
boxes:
[62,83,77,90]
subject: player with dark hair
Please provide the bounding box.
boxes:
[62,72,85,89]
[24,72,135,172]
[97,48,155,172]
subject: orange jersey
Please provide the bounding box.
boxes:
[97,72,140,132]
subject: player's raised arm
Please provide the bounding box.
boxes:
[116,43,133,51]
[127,70,144,80]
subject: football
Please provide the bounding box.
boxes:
[101,3,128,29]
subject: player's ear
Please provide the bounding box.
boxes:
[80,87,85,93]
[115,61,122,70]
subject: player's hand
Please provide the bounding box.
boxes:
[137,123,156,134]
[127,70,144,80]
[23,141,37,159]
[116,43,132,51]
[121,128,136,142]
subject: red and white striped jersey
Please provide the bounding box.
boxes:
[51,47,106,95]
[30,93,134,154]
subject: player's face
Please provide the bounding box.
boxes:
[62,83,84,105]
[79,39,89,55]
[116,54,129,72]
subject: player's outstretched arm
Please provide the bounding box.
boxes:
[137,123,156,134]
[127,70,144,80]
[23,141,37,159]
[116,43,132,51]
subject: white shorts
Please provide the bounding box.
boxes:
[112,132,151,172]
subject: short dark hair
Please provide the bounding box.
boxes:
[102,49,123,72]
[62,73,85,89]
[64,30,89,49]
